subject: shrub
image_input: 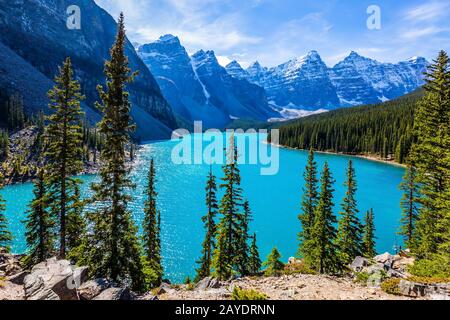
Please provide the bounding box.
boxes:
[381,278,401,295]
[231,287,267,300]
[283,260,317,275]
[354,271,370,285]
[186,283,195,291]
[408,255,450,278]
[263,247,284,277]
[141,258,161,290]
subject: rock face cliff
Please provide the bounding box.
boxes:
[138,35,277,128]
[0,0,177,139]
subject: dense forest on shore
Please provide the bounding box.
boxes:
[274,89,423,164]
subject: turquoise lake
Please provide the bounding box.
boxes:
[1,133,405,283]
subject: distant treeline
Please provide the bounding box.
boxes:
[275,89,423,164]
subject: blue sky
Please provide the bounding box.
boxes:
[94,0,450,68]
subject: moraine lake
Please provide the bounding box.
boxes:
[1,133,405,283]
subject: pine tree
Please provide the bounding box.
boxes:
[298,148,318,259]
[336,160,363,265]
[248,233,261,275]
[80,13,145,292]
[304,162,342,274]
[195,168,218,282]
[398,164,419,249]
[142,158,162,287]
[45,57,84,259]
[263,247,284,276]
[236,200,252,276]
[0,174,12,251]
[23,169,55,268]
[410,51,450,258]
[66,183,86,261]
[212,135,243,280]
[362,209,376,258]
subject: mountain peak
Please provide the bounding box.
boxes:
[346,51,365,60]
[192,50,220,68]
[226,60,242,68]
[407,56,427,64]
[157,34,180,44]
[307,50,320,58]
[226,60,248,79]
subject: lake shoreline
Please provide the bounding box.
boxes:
[269,142,407,168]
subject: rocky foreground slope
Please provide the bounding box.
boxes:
[1,248,448,301]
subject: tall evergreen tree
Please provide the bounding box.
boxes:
[298,148,318,258]
[362,209,376,258]
[236,200,252,276]
[336,160,363,264]
[66,183,86,261]
[195,168,218,282]
[45,57,84,258]
[410,51,450,258]
[23,169,55,268]
[398,164,419,249]
[248,233,262,275]
[0,174,12,251]
[80,14,144,292]
[212,135,243,280]
[304,162,342,274]
[142,158,162,286]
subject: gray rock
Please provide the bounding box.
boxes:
[288,257,302,265]
[72,266,89,288]
[23,258,85,300]
[93,287,133,300]
[78,278,111,300]
[157,282,174,295]
[399,280,450,299]
[374,252,395,267]
[0,249,23,276]
[7,271,30,285]
[195,277,222,291]
[350,256,369,272]
[386,268,407,278]
[364,263,386,275]
[138,292,158,300]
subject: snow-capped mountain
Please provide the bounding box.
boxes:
[225,60,249,80]
[138,35,209,123]
[138,36,277,127]
[139,33,427,124]
[255,51,341,110]
[330,51,428,105]
[244,51,428,109]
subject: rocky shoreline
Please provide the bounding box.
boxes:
[1,248,448,301]
[0,126,140,185]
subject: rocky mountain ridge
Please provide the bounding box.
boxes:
[242,51,428,110]
[138,35,277,128]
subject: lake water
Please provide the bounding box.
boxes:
[1,133,405,283]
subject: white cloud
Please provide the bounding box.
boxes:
[404,1,450,22]
[401,27,450,40]
[216,55,232,67]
